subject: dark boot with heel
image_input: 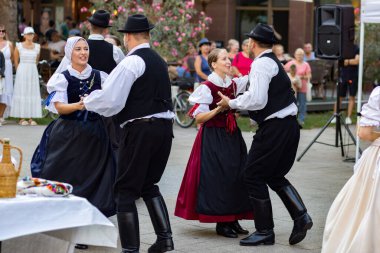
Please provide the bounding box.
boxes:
[145,196,174,253]
[277,185,313,245]
[240,197,275,246]
[229,220,249,235]
[117,210,140,253]
[216,222,238,238]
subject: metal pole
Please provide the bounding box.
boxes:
[355,20,365,162]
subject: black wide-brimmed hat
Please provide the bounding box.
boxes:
[87,10,112,28]
[245,23,278,44]
[118,14,155,33]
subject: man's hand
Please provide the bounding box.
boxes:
[217,91,231,109]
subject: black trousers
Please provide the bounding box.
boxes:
[244,116,300,199]
[114,119,173,212]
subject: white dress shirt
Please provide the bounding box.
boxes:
[189,72,248,116]
[229,49,297,121]
[83,43,175,127]
[88,34,125,64]
[46,64,108,114]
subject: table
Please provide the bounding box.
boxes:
[0,195,118,252]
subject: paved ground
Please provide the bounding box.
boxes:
[0,120,362,253]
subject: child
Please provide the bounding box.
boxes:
[287,64,302,97]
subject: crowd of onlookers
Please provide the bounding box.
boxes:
[0,9,359,127]
[169,38,317,125]
[0,9,125,127]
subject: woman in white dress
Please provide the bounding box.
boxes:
[0,24,14,126]
[10,27,41,125]
[322,86,380,253]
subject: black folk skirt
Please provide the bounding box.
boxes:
[196,126,251,216]
[40,117,116,217]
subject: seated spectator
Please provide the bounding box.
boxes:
[231,39,253,77]
[46,29,65,68]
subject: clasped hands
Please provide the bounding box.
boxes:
[77,94,88,110]
[216,91,231,112]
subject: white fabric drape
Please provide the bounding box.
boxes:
[361,0,380,23]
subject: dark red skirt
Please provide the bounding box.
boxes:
[174,126,253,223]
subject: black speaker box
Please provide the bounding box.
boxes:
[314,5,355,60]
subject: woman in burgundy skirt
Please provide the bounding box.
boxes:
[175,48,253,238]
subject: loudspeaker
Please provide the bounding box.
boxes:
[314,5,355,60]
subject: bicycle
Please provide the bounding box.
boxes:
[38,60,59,120]
[171,77,195,128]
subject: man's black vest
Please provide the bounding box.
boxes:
[116,48,173,124]
[87,40,117,74]
[248,52,296,125]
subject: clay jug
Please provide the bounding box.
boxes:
[0,138,23,198]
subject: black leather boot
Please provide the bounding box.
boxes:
[216,222,238,238]
[117,211,140,253]
[145,196,174,253]
[229,220,249,235]
[240,197,275,246]
[277,185,313,245]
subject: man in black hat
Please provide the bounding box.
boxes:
[87,10,124,74]
[218,23,313,247]
[83,14,174,253]
[87,10,124,157]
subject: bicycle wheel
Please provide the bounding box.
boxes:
[173,91,195,128]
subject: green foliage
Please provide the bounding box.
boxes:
[362,23,380,86]
[85,0,212,61]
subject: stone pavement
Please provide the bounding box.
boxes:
[0,121,362,253]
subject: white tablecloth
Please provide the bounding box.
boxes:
[0,195,117,248]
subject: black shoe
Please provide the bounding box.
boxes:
[216,223,238,238]
[229,221,249,235]
[74,244,88,250]
[276,185,313,245]
[240,230,275,246]
[289,213,313,245]
[145,196,174,253]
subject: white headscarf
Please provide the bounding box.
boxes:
[54,36,89,74]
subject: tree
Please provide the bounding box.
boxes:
[0,0,18,42]
[86,0,212,62]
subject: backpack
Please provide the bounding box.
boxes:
[30,119,57,177]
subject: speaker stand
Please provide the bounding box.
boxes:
[296,61,361,161]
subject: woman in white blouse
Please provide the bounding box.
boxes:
[38,37,116,221]
[175,48,253,238]
[322,86,380,253]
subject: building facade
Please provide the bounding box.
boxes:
[202,0,359,54]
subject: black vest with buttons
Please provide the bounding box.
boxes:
[87,40,117,74]
[115,48,173,124]
[248,52,296,125]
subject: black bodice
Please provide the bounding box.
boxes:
[62,69,101,103]
[61,69,102,121]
